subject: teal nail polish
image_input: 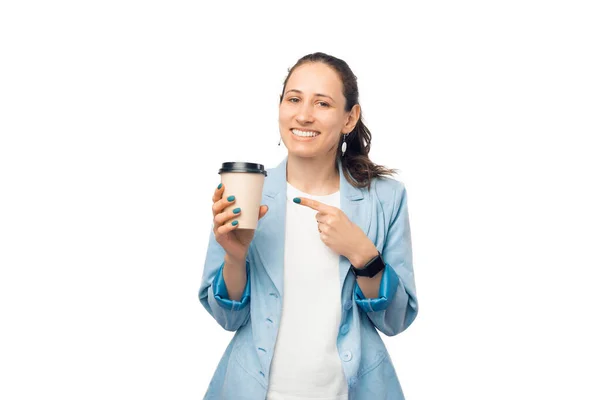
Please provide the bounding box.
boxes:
[293,197,301,204]
[232,220,239,226]
[227,195,235,202]
[233,208,241,214]
[217,183,222,189]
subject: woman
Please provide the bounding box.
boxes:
[199,52,418,400]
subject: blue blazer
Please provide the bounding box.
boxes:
[199,156,418,399]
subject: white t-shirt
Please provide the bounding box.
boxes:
[266,181,348,400]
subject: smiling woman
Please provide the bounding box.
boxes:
[199,52,418,400]
[278,53,398,190]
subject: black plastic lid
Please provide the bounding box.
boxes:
[218,162,267,176]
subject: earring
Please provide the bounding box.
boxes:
[278,137,281,146]
[341,133,348,156]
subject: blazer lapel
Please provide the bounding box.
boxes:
[337,158,370,290]
[254,156,371,297]
[254,157,287,297]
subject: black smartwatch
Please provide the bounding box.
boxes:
[350,251,386,278]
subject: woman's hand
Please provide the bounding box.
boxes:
[293,197,378,267]
[212,184,268,265]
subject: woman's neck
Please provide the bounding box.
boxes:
[286,154,340,196]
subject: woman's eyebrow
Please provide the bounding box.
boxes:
[285,89,335,102]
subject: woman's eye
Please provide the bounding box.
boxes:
[287,98,329,107]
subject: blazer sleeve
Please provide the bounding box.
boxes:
[354,182,418,336]
[198,226,251,332]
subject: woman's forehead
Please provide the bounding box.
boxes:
[286,63,343,98]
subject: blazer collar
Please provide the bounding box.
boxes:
[263,155,365,201]
[255,155,371,297]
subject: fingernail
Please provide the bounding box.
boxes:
[232,220,239,226]
[233,208,241,214]
[227,195,235,202]
[217,183,222,189]
[293,197,301,204]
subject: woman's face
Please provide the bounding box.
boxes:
[279,62,358,160]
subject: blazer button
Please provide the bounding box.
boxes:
[340,324,349,335]
[341,350,353,362]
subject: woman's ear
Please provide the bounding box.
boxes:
[343,104,361,133]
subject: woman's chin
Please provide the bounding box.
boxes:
[289,147,332,159]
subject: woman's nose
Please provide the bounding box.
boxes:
[296,102,314,123]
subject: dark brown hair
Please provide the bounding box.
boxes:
[279,52,398,190]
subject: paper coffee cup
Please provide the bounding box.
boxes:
[218,162,267,230]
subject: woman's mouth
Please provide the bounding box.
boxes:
[291,128,320,138]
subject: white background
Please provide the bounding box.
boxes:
[1,1,599,399]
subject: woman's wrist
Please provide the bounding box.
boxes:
[348,242,379,269]
[224,252,247,269]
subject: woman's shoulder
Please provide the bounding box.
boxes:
[370,175,406,202]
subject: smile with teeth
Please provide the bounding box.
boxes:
[292,129,320,137]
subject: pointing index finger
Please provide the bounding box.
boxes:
[293,197,328,212]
